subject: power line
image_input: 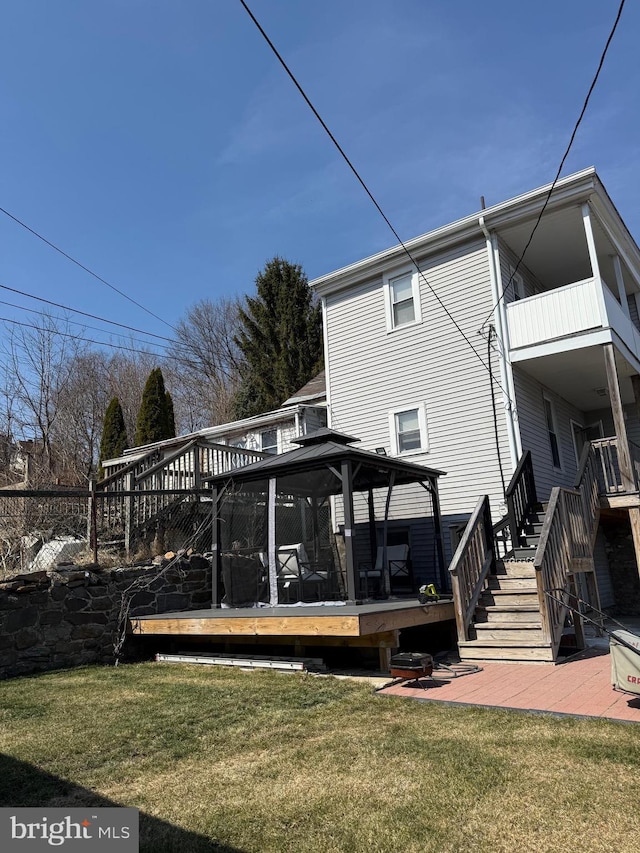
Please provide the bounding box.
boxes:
[0,313,173,357]
[238,0,515,405]
[479,0,627,331]
[0,297,174,353]
[0,205,180,333]
[0,281,176,344]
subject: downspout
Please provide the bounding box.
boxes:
[479,216,521,471]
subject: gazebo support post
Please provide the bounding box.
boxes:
[268,477,278,605]
[341,460,358,602]
[211,484,220,608]
[367,488,377,570]
[381,472,396,598]
[430,477,448,592]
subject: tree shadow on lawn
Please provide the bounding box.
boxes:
[0,753,242,853]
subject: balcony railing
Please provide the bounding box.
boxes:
[591,436,640,495]
[506,276,640,361]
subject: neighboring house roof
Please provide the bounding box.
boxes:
[102,401,325,467]
[282,371,326,407]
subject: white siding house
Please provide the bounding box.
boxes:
[101,375,327,482]
[312,168,640,607]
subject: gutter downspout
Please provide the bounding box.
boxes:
[479,216,521,471]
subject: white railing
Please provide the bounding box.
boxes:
[506,276,640,359]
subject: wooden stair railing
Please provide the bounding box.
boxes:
[94,439,269,556]
[533,442,601,657]
[494,449,537,559]
[449,495,495,643]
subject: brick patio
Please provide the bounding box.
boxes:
[378,647,640,723]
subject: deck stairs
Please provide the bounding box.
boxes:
[458,503,558,664]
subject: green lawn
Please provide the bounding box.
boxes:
[1,663,639,852]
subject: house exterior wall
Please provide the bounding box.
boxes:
[512,367,585,499]
[323,239,513,559]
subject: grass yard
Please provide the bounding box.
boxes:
[1,663,639,853]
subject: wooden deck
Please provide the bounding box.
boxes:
[130,599,454,639]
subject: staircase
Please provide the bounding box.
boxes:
[458,503,557,664]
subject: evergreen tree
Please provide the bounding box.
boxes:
[234,257,323,417]
[98,397,128,478]
[165,391,176,439]
[135,368,174,445]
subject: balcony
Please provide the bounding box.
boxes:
[592,436,640,498]
[506,276,640,367]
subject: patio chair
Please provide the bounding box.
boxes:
[277,543,328,602]
[358,544,412,597]
[221,553,267,608]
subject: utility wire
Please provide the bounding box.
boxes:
[239,0,514,406]
[479,0,627,330]
[0,297,174,352]
[0,205,179,333]
[0,313,174,357]
[0,282,175,344]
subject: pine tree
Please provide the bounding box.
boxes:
[165,391,176,439]
[98,397,128,478]
[135,368,174,446]
[234,257,323,417]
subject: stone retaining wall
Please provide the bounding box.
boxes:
[0,556,212,679]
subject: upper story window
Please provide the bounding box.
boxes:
[543,394,562,470]
[260,429,278,455]
[508,266,526,301]
[389,404,428,455]
[384,268,421,331]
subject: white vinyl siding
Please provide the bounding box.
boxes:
[513,368,585,498]
[324,239,511,551]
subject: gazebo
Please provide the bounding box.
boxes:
[206,429,446,609]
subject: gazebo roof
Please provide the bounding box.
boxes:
[205,429,445,496]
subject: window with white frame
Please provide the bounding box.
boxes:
[384,268,421,331]
[389,405,428,455]
[543,395,562,470]
[260,428,278,455]
[508,266,526,301]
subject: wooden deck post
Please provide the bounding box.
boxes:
[124,471,134,559]
[628,509,640,585]
[341,460,357,602]
[603,343,635,492]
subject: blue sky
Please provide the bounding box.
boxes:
[0,0,638,354]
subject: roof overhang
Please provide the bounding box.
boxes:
[310,168,640,297]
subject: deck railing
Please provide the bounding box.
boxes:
[449,495,495,643]
[97,439,268,555]
[534,442,600,656]
[591,436,640,495]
